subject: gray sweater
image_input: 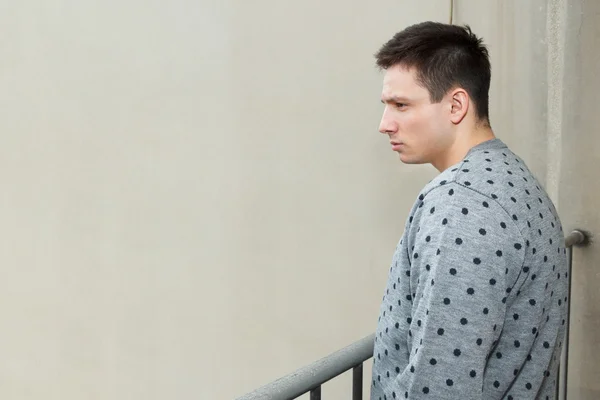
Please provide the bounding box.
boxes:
[371,139,568,400]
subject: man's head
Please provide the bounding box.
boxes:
[376,22,492,170]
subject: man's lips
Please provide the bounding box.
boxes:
[390,141,404,150]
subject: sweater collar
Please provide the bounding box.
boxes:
[466,138,507,155]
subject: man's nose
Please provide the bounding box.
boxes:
[378,108,397,134]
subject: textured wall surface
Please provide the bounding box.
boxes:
[0,1,597,399]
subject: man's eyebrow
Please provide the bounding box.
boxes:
[381,96,410,103]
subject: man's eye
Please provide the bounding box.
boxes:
[396,103,407,108]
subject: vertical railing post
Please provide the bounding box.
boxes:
[352,363,363,400]
[558,245,575,400]
[310,386,321,400]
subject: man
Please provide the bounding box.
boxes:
[371,22,568,400]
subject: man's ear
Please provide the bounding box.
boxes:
[449,89,469,125]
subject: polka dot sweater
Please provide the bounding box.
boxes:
[371,139,568,400]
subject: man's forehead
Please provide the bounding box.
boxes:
[383,65,419,87]
[381,66,427,100]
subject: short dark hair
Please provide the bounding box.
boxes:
[375,22,491,125]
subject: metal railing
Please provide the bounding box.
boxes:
[238,230,590,400]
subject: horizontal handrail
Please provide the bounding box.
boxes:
[237,334,375,400]
[237,230,589,400]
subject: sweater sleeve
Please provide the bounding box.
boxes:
[395,183,525,399]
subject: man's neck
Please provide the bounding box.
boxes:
[433,128,496,172]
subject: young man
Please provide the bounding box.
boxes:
[371,22,568,400]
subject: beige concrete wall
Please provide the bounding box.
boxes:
[557,0,600,398]
[0,1,447,399]
[0,1,597,399]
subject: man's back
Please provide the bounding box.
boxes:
[371,138,568,399]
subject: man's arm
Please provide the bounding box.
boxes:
[395,183,525,399]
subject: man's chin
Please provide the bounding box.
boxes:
[398,153,427,165]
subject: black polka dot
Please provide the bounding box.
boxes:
[453,348,461,356]
[455,238,463,245]
[462,208,469,215]
[470,370,477,378]
[479,229,487,235]
[460,318,468,325]
[446,379,453,386]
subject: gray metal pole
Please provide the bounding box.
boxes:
[236,334,375,400]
